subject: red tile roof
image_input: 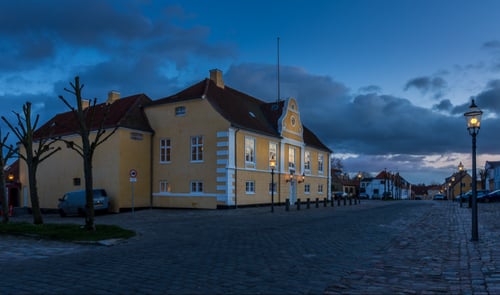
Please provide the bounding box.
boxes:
[34,94,153,139]
[148,79,331,152]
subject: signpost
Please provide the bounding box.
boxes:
[129,169,137,214]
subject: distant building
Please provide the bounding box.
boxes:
[485,161,500,191]
[360,170,411,200]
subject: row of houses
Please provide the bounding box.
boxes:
[5,69,333,212]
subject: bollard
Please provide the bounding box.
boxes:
[286,199,290,211]
[307,198,310,209]
[358,198,361,205]
[323,198,327,207]
[315,198,319,208]
[331,197,334,207]
[344,197,347,206]
[297,199,301,210]
[349,198,352,205]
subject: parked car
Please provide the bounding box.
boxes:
[461,190,490,203]
[480,190,500,203]
[359,193,369,199]
[333,192,348,199]
[58,189,110,217]
[433,194,446,200]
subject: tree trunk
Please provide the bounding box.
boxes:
[0,167,8,224]
[28,165,43,224]
[83,139,95,231]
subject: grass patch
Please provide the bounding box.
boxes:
[0,222,135,242]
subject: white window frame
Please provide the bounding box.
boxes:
[245,136,256,167]
[191,135,204,162]
[269,182,277,194]
[175,106,186,116]
[304,151,311,172]
[318,184,324,194]
[160,180,170,193]
[245,181,255,194]
[304,184,311,194]
[160,138,171,163]
[318,153,324,174]
[269,142,278,170]
[288,147,296,171]
[191,181,203,193]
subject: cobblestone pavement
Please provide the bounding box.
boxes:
[1,200,498,294]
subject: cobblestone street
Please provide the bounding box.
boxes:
[1,200,499,294]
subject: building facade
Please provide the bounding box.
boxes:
[18,70,331,211]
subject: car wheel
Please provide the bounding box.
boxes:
[59,209,67,217]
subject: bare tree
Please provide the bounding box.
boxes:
[58,77,117,231]
[1,102,60,224]
[331,157,344,170]
[0,130,15,224]
[479,168,488,190]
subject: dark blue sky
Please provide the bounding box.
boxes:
[1,0,500,184]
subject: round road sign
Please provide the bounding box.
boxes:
[129,169,137,178]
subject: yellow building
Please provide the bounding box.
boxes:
[144,69,331,209]
[21,93,154,212]
[20,69,331,211]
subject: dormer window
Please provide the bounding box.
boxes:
[175,106,186,116]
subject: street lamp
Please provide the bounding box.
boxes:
[464,99,483,241]
[270,158,276,213]
[458,161,464,207]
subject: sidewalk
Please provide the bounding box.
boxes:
[325,201,500,294]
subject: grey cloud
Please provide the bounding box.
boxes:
[482,40,500,50]
[433,99,453,112]
[404,76,448,99]
[358,85,382,94]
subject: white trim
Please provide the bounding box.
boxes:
[153,192,218,197]
[216,167,226,173]
[217,150,229,156]
[217,141,229,147]
[217,131,229,138]
[216,176,226,183]
[217,159,228,165]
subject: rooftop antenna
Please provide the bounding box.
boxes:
[277,36,280,104]
[273,37,280,110]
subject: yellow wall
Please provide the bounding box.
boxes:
[145,98,231,208]
[19,128,152,212]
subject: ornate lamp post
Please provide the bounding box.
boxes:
[458,162,464,207]
[464,99,482,241]
[270,158,276,213]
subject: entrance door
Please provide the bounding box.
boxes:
[289,180,297,204]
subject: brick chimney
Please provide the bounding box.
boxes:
[81,99,90,109]
[209,69,224,89]
[107,91,120,104]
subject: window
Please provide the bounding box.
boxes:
[318,154,324,173]
[245,181,255,194]
[304,151,311,171]
[160,138,171,163]
[73,178,81,186]
[269,182,276,194]
[160,180,170,193]
[304,184,310,193]
[269,142,278,169]
[318,184,324,194]
[288,147,296,171]
[175,106,186,116]
[191,181,203,193]
[245,137,256,164]
[191,136,203,162]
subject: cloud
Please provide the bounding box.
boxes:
[404,76,448,99]
[358,85,382,94]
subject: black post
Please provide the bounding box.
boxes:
[297,199,301,210]
[307,198,310,209]
[331,196,334,207]
[338,197,341,207]
[471,133,478,241]
[315,198,319,208]
[271,168,275,213]
[323,198,327,207]
[285,198,290,211]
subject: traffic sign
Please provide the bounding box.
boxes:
[129,169,137,178]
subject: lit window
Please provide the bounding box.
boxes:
[160,138,171,163]
[245,181,255,194]
[160,180,170,192]
[288,147,296,171]
[191,136,203,162]
[318,184,323,193]
[269,142,278,169]
[175,106,186,116]
[304,151,311,171]
[245,137,256,164]
[304,184,310,193]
